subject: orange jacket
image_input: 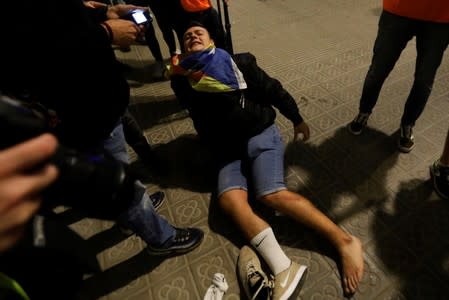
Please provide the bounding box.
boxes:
[181,0,211,12]
[383,0,449,23]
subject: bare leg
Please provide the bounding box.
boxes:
[260,190,364,295]
[219,189,270,240]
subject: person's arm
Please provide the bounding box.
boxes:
[83,3,144,48]
[0,134,58,253]
[83,1,108,9]
[236,53,310,141]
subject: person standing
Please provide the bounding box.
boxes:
[348,0,449,153]
[430,127,449,200]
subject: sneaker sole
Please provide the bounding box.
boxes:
[146,234,204,256]
[347,123,362,136]
[279,265,308,300]
[398,142,414,153]
[429,165,449,200]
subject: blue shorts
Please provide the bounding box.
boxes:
[217,124,287,198]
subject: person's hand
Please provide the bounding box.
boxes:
[0,134,59,253]
[293,121,310,141]
[103,19,142,48]
[83,1,108,9]
[107,4,148,19]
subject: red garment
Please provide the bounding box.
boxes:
[383,0,449,23]
[181,0,211,12]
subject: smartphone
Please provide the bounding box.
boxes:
[129,9,152,25]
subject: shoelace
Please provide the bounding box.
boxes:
[174,228,191,242]
[246,262,273,300]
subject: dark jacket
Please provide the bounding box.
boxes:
[171,52,303,158]
[0,0,129,150]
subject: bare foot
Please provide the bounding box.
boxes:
[338,235,364,296]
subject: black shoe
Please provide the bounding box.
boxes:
[348,113,370,135]
[119,46,131,52]
[398,125,414,153]
[430,160,449,200]
[147,227,204,256]
[149,191,165,210]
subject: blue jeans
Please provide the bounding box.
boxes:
[217,124,287,198]
[103,122,175,247]
[359,10,449,126]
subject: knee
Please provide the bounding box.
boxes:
[258,191,284,209]
[259,190,307,209]
[218,190,246,215]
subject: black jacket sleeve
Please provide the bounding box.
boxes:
[234,53,304,126]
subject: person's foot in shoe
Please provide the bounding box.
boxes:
[398,125,414,153]
[238,245,273,300]
[149,191,165,210]
[147,227,204,256]
[272,261,308,300]
[430,159,449,200]
[119,46,131,52]
[347,112,370,135]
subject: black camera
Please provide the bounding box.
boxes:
[125,9,152,25]
[0,94,135,218]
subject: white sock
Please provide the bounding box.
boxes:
[250,227,291,275]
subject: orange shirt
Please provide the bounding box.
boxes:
[181,0,211,12]
[383,0,449,23]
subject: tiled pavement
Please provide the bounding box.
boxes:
[72,0,449,299]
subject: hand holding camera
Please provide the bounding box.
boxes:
[102,18,142,48]
[0,133,58,253]
[0,94,135,219]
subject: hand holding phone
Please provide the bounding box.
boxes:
[127,9,152,25]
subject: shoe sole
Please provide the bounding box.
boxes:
[146,233,204,256]
[429,165,449,200]
[347,123,362,136]
[279,265,308,300]
[398,142,414,153]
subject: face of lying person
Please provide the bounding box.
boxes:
[183,26,214,54]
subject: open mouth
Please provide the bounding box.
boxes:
[190,41,201,47]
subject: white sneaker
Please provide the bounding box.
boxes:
[272,261,308,300]
[237,246,273,300]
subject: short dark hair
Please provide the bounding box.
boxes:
[185,21,208,31]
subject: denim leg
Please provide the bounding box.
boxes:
[103,122,175,246]
[401,22,449,126]
[247,125,287,197]
[359,11,414,114]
